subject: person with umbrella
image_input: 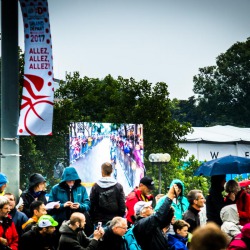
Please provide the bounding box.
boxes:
[206,175,228,226]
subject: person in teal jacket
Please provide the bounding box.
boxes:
[155,179,189,220]
[48,167,90,226]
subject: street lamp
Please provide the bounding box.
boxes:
[148,153,171,193]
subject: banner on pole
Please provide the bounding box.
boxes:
[18,0,54,136]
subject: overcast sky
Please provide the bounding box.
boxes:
[12,0,250,99]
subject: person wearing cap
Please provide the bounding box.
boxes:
[125,176,155,226]
[21,173,47,218]
[48,167,90,226]
[20,214,58,250]
[58,212,103,250]
[0,196,18,250]
[0,173,8,196]
[132,184,180,250]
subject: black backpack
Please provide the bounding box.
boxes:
[98,185,119,213]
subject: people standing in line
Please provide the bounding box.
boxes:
[48,167,90,226]
[220,204,242,242]
[21,173,47,218]
[58,212,103,250]
[89,162,125,227]
[4,193,28,238]
[0,173,8,196]
[22,200,47,232]
[0,196,18,250]
[125,176,155,226]
[206,174,228,226]
[224,179,250,226]
[183,189,205,233]
[190,222,228,250]
[155,179,189,220]
[167,220,190,250]
[132,184,180,250]
[98,216,128,250]
[20,215,59,250]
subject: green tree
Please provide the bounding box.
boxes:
[193,37,250,127]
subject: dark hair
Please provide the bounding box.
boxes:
[30,200,44,215]
[175,183,183,196]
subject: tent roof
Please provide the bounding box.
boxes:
[182,125,250,143]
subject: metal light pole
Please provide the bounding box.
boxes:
[149,153,171,194]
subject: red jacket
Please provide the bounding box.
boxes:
[225,189,250,226]
[125,187,154,224]
[0,215,18,250]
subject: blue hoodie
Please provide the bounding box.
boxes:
[168,233,188,250]
[48,167,90,224]
[155,179,189,220]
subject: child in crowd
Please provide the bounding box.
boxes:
[168,220,190,250]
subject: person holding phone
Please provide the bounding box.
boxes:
[132,184,180,250]
[48,167,90,227]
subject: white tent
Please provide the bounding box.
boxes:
[179,125,250,161]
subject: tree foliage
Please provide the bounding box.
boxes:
[16,49,206,194]
[192,37,250,126]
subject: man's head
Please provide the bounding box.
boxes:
[139,176,155,195]
[173,220,190,238]
[4,193,16,210]
[110,217,128,236]
[0,196,10,218]
[38,215,58,235]
[134,201,153,218]
[187,190,205,211]
[69,212,86,231]
[101,162,113,177]
[0,173,8,194]
[30,200,47,218]
[190,222,228,250]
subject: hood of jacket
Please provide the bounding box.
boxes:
[170,179,185,197]
[168,233,188,246]
[59,167,81,186]
[59,220,76,235]
[96,177,117,188]
[220,204,239,224]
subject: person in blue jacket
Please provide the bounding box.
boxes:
[168,220,189,250]
[155,179,189,220]
[48,167,90,226]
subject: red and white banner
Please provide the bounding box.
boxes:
[18,0,54,136]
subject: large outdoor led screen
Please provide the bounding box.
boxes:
[69,122,144,195]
